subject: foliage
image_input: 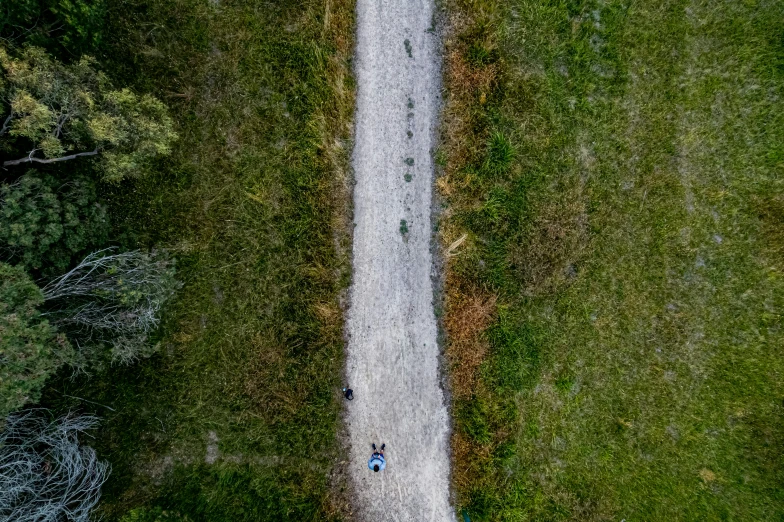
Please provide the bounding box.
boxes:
[0,263,72,418]
[441,0,784,519]
[43,249,181,365]
[0,410,110,522]
[0,171,109,274]
[0,45,177,181]
[36,0,355,519]
[0,0,106,56]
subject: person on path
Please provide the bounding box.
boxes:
[368,443,386,472]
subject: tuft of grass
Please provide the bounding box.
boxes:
[38,0,355,520]
[466,42,497,68]
[481,131,514,177]
[404,157,414,166]
[441,0,784,520]
[399,219,409,236]
[404,173,413,182]
[404,38,412,58]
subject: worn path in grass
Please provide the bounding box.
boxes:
[345,0,453,520]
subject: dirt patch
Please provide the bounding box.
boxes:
[205,431,219,464]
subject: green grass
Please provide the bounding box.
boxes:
[38,0,354,520]
[442,0,784,519]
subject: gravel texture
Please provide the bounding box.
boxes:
[345,0,454,520]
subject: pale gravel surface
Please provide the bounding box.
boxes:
[345,0,454,521]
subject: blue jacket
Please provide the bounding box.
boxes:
[368,453,386,471]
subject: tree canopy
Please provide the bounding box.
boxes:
[0,0,106,56]
[0,45,177,181]
[0,263,72,418]
[0,171,109,274]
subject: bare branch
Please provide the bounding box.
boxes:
[53,112,70,139]
[0,114,11,137]
[42,249,181,364]
[0,410,110,522]
[3,149,99,167]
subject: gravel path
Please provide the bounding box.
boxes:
[345,0,454,520]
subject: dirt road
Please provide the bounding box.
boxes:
[344,0,453,520]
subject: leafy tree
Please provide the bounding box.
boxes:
[43,248,182,364]
[0,263,72,418]
[0,0,106,56]
[0,410,110,522]
[0,171,109,274]
[0,45,177,181]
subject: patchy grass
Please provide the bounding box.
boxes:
[441,0,784,519]
[39,0,354,520]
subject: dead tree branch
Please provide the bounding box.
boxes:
[0,410,110,522]
[3,149,99,167]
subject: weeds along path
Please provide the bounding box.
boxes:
[345,0,453,520]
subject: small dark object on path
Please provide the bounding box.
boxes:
[342,387,354,400]
[368,443,386,472]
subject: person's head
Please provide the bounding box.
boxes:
[373,464,380,472]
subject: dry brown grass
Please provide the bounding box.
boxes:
[439,6,502,200]
[444,282,497,398]
[242,333,302,421]
[451,430,491,492]
[755,194,784,261]
[439,1,505,510]
[439,0,503,400]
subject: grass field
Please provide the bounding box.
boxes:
[38,0,355,520]
[440,0,784,519]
